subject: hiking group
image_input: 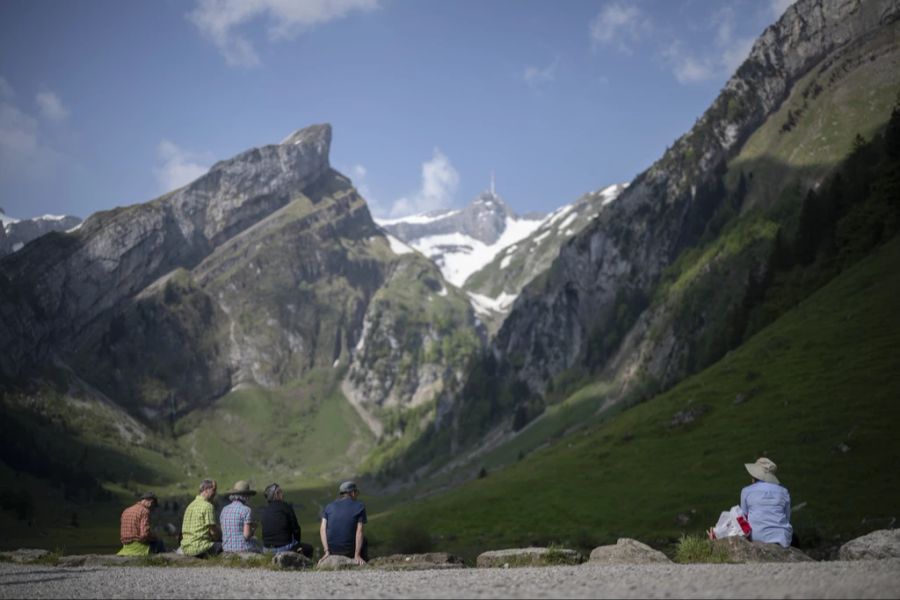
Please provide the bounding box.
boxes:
[117,457,796,562]
[117,479,368,565]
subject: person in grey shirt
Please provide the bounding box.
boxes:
[740,457,793,547]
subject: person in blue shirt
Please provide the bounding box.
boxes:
[318,481,368,565]
[740,457,794,547]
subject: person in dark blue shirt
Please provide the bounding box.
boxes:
[318,481,368,564]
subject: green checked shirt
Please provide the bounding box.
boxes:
[180,495,217,556]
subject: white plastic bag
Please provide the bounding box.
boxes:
[712,505,751,539]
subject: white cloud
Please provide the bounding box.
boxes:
[350,164,367,179]
[664,42,716,84]
[35,91,69,121]
[770,0,795,20]
[188,0,379,67]
[589,3,650,53]
[0,79,66,182]
[154,140,210,192]
[663,8,755,85]
[390,148,459,217]
[523,59,558,89]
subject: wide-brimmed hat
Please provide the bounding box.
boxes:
[139,492,159,505]
[224,480,257,496]
[338,481,358,494]
[745,457,780,484]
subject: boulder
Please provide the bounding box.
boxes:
[57,555,141,567]
[839,529,900,560]
[315,555,359,570]
[711,536,813,562]
[272,552,313,570]
[589,539,672,564]
[0,548,52,563]
[219,552,266,563]
[476,547,583,568]
[369,552,466,571]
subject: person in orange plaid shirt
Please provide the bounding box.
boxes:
[117,492,166,556]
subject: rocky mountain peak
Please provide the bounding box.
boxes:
[279,122,332,151]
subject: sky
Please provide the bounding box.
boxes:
[0,0,795,221]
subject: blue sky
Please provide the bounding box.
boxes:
[0,0,794,220]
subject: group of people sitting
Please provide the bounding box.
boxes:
[117,479,368,565]
[117,457,795,563]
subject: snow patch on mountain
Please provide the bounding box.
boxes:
[405,215,542,287]
[386,234,415,255]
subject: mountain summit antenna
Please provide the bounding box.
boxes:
[490,170,496,196]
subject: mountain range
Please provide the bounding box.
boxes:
[0,209,82,257]
[1,0,899,560]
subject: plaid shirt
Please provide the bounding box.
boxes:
[120,502,151,544]
[221,500,255,552]
[180,495,217,556]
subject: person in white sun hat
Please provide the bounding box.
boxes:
[740,457,794,547]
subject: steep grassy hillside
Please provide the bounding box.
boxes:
[367,235,900,561]
[728,24,900,211]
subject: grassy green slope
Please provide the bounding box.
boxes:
[728,25,900,209]
[176,368,374,487]
[367,235,900,560]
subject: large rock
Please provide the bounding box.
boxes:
[272,552,313,569]
[315,554,359,570]
[369,553,466,571]
[0,548,52,563]
[589,538,672,564]
[476,547,583,568]
[711,536,813,563]
[57,554,141,567]
[839,529,900,560]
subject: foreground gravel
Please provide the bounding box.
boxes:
[1,559,899,599]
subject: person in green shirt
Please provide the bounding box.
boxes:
[179,479,222,557]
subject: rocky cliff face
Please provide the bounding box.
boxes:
[0,125,481,434]
[494,0,900,395]
[0,124,333,377]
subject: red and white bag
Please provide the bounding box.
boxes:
[711,505,752,539]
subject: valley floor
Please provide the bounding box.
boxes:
[1,560,898,599]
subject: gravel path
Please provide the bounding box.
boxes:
[1,560,899,599]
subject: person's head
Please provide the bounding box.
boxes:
[139,492,159,510]
[225,480,257,503]
[199,479,218,500]
[264,483,284,503]
[744,457,780,484]
[338,481,359,499]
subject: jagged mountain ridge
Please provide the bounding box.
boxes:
[494,0,900,397]
[366,0,900,480]
[0,125,482,447]
[463,183,627,333]
[0,210,82,257]
[377,187,544,288]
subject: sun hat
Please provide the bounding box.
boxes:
[224,480,258,496]
[744,457,780,484]
[338,481,358,494]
